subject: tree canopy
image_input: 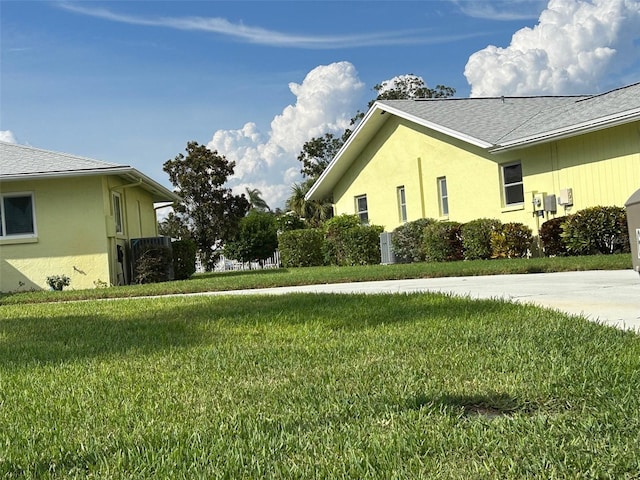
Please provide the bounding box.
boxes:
[163,141,249,270]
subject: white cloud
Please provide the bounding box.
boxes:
[464,0,640,96]
[58,2,480,49]
[207,62,365,209]
[453,0,546,20]
[0,130,17,143]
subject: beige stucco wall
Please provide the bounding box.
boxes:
[1,175,161,292]
[333,117,640,235]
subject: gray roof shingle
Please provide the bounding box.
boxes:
[0,141,125,176]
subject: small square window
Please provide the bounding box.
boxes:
[1,193,36,237]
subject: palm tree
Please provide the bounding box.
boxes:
[285,180,333,227]
[245,187,270,212]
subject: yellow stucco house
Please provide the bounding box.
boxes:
[307,82,640,237]
[0,142,180,292]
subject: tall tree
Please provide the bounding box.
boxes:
[158,211,191,240]
[163,141,250,270]
[297,131,351,180]
[245,187,270,212]
[285,179,333,227]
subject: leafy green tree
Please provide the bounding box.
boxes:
[158,211,192,240]
[163,141,250,271]
[245,187,270,212]
[297,131,351,180]
[224,210,278,267]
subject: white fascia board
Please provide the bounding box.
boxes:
[491,108,640,153]
[1,167,181,202]
[0,166,134,182]
[305,104,383,201]
[379,103,495,149]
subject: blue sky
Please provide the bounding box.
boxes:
[2,1,639,208]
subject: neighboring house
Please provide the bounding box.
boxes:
[307,82,640,238]
[0,142,181,292]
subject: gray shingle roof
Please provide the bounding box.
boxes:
[377,81,640,149]
[0,141,181,203]
[0,141,125,176]
[378,95,584,146]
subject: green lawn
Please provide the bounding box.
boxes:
[1,292,639,478]
[0,253,631,305]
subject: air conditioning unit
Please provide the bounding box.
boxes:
[379,232,397,265]
[130,236,175,282]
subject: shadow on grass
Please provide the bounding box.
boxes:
[0,308,204,367]
[408,391,536,419]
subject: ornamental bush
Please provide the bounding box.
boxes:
[391,218,437,263]
[422,221,464,262]
[343,224,384,266]
[539,216,569,257]
[323,214,362,266]
[172,239,197,280]
[134,246,173,284]
[561,206,629,255]
[461,218,502,260]
[278,229,324,267]
[490,223,532,258]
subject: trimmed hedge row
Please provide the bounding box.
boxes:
[392,217,533,263]
[540,206,630,256]
[278,214,383,268]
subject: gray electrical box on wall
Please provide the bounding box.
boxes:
[624,189,640,275]
[544,194,557,213]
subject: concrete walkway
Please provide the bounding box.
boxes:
[184,270,640,333]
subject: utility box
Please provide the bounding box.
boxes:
[379,232,397,265]
[625,189,640,275]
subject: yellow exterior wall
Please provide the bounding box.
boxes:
[1,175,161,292]
[333,118,640,235]
[1,176,110,292]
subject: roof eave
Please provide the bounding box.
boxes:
[305,101,494,202]
[0,167,181,203]
[490,108,640,153]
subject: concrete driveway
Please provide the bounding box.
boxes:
[189,269,640,333]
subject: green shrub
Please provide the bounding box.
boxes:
[490,223,532,258]
[560,206,630,255]
[391,218,437,262]
[461,218,502,260]
[343,225,384,266]
[539,216,568,257]
[278,229,324,267]
[275,211,306,233]
[422,221,464,262]
[323,214,362,266]
[134,246,173,284]
[172,239,197,280]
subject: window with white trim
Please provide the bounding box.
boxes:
[397,186,407,223]
[355,194,368,224]
[437,177,449,216]
[112,192,124,234]
[0,193,36,238]
[502,162,524,205]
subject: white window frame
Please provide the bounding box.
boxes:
[397,186,407,223]
[355,194,368,225]
[112,192,124,235]
[0,192,37,239]
[437,177,449,217]
[501,161,524,206]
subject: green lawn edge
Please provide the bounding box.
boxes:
[0,253,632,306]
